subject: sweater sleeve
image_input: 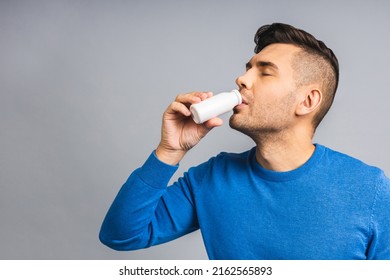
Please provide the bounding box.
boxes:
[366,172,390,259]
[99,151,200,251]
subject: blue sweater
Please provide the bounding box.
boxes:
[99,144,390,259]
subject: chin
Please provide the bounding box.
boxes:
[228,114,238,128]
[229,114,268,139]
[229,114,246,131]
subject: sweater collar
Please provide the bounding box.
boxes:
[250,143,325,182]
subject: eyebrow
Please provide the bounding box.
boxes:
[246,60,279,71]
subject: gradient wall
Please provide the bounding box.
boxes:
[1,0,389,259]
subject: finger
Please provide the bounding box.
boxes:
[175,91,212,105]
[198,91,213,101]
[175,93,200,105]
[167,101,191,117]
[204,91,214,99]
[196,91,214,101]
[203,117,223,129]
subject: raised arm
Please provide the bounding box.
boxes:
[99,91,222,250]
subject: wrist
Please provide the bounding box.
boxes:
[155,145,186,166]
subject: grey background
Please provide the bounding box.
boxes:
[1,0,389,259]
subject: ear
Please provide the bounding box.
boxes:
[295,88,322,116]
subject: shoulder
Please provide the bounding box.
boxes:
[319,144,386,179]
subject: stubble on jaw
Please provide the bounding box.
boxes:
[229,89,298,144]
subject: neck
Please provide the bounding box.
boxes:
[253,129,315,172]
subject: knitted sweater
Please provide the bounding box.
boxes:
[99,144,390,259]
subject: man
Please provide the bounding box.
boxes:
[99,23,390,259]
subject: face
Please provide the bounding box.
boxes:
[230,43,302,137]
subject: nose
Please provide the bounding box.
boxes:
[235,70,253,91]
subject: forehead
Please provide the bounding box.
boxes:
[249,43,301,67]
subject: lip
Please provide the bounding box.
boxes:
[233,102,247,113]
[236,89,247,102]
[235,103,247,108]
[233,92,248,113]
[239,94,248,105]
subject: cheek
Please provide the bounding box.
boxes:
[252,86,297,117]
[252,83,285,108]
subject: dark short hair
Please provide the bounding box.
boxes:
[254,23,339,129]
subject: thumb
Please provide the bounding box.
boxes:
[197,117,223,136]
[204,117,223,129]
[193,118,223,139]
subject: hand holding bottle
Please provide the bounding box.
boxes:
[156,91,223,165]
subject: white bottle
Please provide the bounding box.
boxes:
[190,89,242,124]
